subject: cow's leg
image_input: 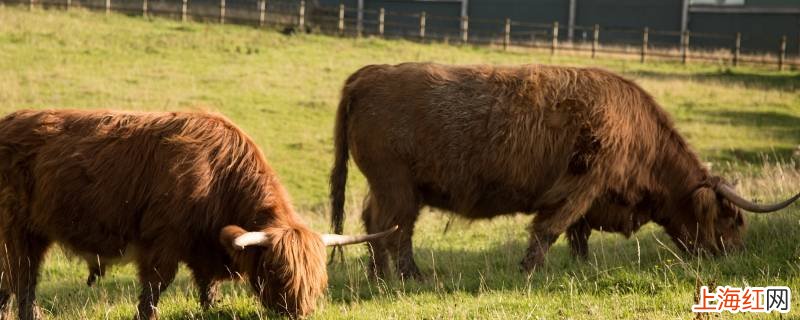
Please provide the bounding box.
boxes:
[0,258,9,320]
[566,218,591,260]
[86,257,106,287]
[0,259,11,320]
[371,185,422,280]
[521,189,598,272]
[195,277,220,310]
[0,236,9,320]
[186,263,220,310]
[0,290,9,320]
[0,233,49,320]
[361,195,390,279]
[389,216,421,280]
[363,166,422,280]
[134,258,178,320]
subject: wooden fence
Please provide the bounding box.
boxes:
[6,0,799,70]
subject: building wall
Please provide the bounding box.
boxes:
[312,0,798,53]
[689,12,799,54]
[746,0,799,6]
[575,0,683,46]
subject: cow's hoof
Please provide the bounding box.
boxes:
[200,294,220,310]
[367,267,388,282]
[519,254,544,273]
[19,305,44,320]
[87,274,97,287]
[569,251,589,262]
[398,269,425,282]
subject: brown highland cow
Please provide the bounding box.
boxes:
[0,110,395,320]
[329,63,800,279]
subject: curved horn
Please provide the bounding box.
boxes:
[321,225,399,247]
[716,184,800,213]
[233,232,269,250]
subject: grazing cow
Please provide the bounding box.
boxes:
[0,110,395,320]
[329,63,800,279]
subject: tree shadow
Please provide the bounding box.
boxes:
[696,110,800,163]
[627,69,800,92]
[714,147,797,164]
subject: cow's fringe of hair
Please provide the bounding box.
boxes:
[692,186,720,253]
[239,223,327,316]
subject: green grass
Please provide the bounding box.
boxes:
[1,7,800,319]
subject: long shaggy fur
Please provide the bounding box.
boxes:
[330,63,747,276]
[0,110,326,319]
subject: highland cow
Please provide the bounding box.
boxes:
[0,110,395,320]
[329,63,800,279]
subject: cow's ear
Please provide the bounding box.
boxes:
[220,225,248,254]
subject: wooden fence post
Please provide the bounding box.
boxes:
[778,35,786,71]
[142,0,147,17]
[733,32,740,67]
[66,0,71,11]
[28,0,33,11]
[378,8,384,37]
[338,4,344,35]
[105,0,110,15]
[591,24,599,59]
[298,0,305,30]
[419,11,426,40]
[219,0,225,24]
[503,18,510,51]
[356,2,363,37]
[641,27,649,63]
[551,21,559,56]
[681,30,690,64]
[258,0,266,27]
[181,0,188,22]
[461,15,468,43]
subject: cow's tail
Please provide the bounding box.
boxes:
[330,84,352,239]
[330,67,379,263]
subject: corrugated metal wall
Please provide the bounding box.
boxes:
[689,13,799,54]
[315,0,798,53]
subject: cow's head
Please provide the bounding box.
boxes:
[220,224,396,317]
[666,176,799,254]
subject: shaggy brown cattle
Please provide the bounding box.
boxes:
[329,62,800,279]
[0,110,395,320]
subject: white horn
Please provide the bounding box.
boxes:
[233,232,269,250]
[321,226,399,246]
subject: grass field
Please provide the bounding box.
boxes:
[1,7,800,319]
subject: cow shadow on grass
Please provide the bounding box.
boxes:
[326,210,800,304]
[35,265,285,320]
[628,69,800,92]
[33,211,800,319]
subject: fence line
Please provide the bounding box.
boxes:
[7,0,799,69]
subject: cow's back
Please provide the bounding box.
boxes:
[343,63,662,216]
[0,110,275,259]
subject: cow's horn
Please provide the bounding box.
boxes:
[716,184,800,213]
[233,232,269,250]
[321,225,399,246]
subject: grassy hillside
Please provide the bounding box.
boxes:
[1,7,799,319]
